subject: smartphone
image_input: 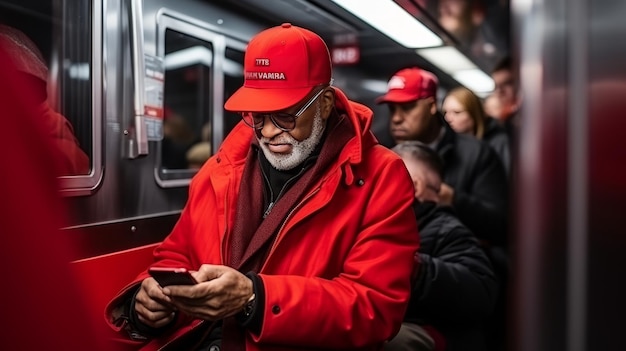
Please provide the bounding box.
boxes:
[148,267,198,286]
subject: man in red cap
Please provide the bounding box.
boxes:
[105,23,419,351]
[377,67,509,350]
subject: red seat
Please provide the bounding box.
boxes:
[70,243,159,348]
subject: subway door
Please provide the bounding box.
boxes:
[511,0,626,351]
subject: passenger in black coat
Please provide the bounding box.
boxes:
[436,122,508,246]
[386,142,498,351]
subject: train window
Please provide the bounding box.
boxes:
[1,0,102,195]
[159,29,213,178]
[155,15,246,187]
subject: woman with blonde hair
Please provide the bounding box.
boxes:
[442,86,510,176]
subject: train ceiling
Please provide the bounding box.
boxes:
[210,0,510,94]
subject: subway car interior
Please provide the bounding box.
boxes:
[0,0,624,350]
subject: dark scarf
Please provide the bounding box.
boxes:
[228,136,324,273]
[221,112,355,351]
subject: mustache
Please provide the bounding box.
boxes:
[258,134,295,144]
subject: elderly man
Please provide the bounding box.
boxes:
[106,23,419,351]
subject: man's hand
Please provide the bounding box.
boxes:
[162,264,254,321]
[134,277,177,328]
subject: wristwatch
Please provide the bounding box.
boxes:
[243,293,256,318]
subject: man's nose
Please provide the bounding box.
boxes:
[259,115,283,138]
[390,109,404,123]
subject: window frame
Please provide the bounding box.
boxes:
[154,10,246,188]
[56,0,104,197]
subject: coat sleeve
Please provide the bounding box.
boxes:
[411,223,498,324]
[253,157,420,348]
[453,144,509,246]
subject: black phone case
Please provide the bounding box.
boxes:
[149,268,198,286]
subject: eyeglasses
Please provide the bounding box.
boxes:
[241,87,325,132]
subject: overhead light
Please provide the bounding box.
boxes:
[417,46,494,94]
[362,79,390,93]
[453,70,495,95]
[331,0,443,48]
[417,46,476,71]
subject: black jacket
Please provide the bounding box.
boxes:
[483,117,511,177]
[436,120,509,246]
[408,202,498,351]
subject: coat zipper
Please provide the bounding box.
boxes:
[262,186,322,269]
[260,166,275,219]
[260,162,310,219]
[263,163,347,264]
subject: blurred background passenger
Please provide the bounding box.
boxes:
[0,24,89,176]
[186,122,212,169]
[386,141,497,351]
[436,0,505,68]
[162,107,197,169]
[0,42,110,351]
[486,54,521,351]
[490,56,521,140]
[442,86,510,176]
[483,93,503,120]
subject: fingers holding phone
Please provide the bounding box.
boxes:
[134,277,177,328]
[164,265,254,321]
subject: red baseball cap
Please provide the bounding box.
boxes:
[224,23,332,112]
[376,67,438,104]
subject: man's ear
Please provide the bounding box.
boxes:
[427,97,438,116]
[321,88,335,120]
[413,176,426,200]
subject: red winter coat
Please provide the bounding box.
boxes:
[106,88,419,350]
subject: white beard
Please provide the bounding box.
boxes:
[257,102,325,171]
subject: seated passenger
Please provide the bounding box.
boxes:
[386,141,498,351]
[104,23,419,350]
